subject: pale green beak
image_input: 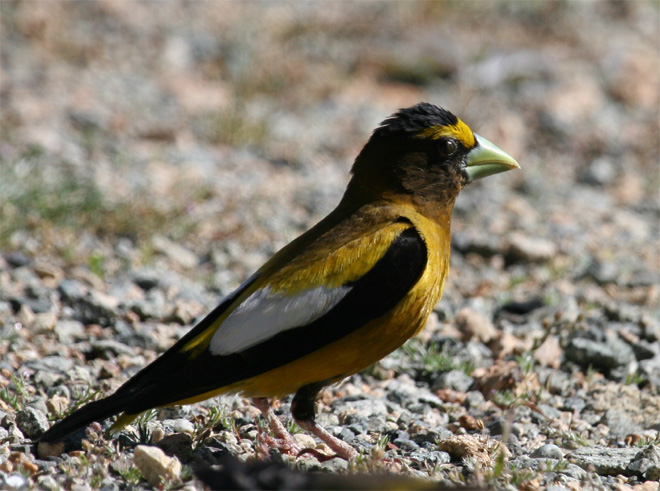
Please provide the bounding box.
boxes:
[465,134,520,182]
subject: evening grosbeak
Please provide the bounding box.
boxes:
[38,102,519,460]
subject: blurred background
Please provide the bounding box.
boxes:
[2,1,657,290]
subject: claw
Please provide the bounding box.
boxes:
[296,447,341,462]
[251,397,358,462]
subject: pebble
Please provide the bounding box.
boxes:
[564,335,635,369]
[579,157,617,186]
[640,356,660,387]
[545,370,572,394]
[155,433,194,460]
[33,262,63,283]
[394,437,419,451]
[455,306,497,343]
[15,407,49,439]
[531,444,564,460]
[557,463,588,481]
[169,298,205,325]
[162,418,195,435]
[133,445,182,486]
[98,478,120,491]
[486,419,508,436]
[498,298,545,316]
[410,450,451,466]
[5,252,31,268]
[127,290,168,320]
[506,232,557,263]
[602,410,643,437]
[36,475,59,490]
[54,320,85,344]
[33,312,57,331]
[66,290,118,326]
[632,340,658,360]
[3,474,29,490]
[132,268,165,291]
[431,369,474,393]
[16,304,35,328]
[90,339,138,357]
[562,397,587,413]
[70,480,92,491]
[152,235,198,269]
[464,390,487,409]
[58,279,87,301]
[293,433,317,450]
[45,395,69,416]
[568,446,639,475]
[451,231,503,257]
[627,445,660,481]
[586,260,619,285]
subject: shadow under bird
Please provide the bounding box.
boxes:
[38,102,519,460]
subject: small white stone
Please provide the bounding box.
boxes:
[5,474,29,490]
[292,433,317,450]
[167,418,195,435]
[507,232,557,263]
[216,430,238,446]
[133,445,181,486]
[152,235,198,269]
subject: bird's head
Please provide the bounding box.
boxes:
[346,103,519,210]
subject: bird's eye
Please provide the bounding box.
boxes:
[438,139,458,157]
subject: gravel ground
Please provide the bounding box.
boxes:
[1,2,659,490]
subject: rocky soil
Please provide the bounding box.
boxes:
[1,1,659,490]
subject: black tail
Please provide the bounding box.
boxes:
[38,278,260,453]
[38,392,127,445]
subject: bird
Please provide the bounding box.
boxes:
[38,102,519,460]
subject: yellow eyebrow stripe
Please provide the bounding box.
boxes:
[415,119,476,148]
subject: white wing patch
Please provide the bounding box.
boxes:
[209,285,351,356]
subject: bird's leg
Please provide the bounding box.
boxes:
[251,397,300,456]
[291,383,358,461]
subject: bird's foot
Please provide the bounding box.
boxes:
[295,419,358,461]
[297,447,343,462]
[256,429,342,461]
[255,430,302,458]
[251,397,357,461]
[252,398,302,458]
